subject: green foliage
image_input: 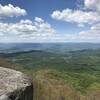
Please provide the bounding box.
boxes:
[0,48,100,99]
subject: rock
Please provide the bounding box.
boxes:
[0,67,33,100]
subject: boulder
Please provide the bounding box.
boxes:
[0,67,33,100]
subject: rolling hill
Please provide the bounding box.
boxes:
[0,43,100,100]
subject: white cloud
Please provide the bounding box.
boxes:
[0,19,100,43]
[34,17,44,23]
[50,0,100,43]
[49,23,100,43]
[79,23,100,37]
[20,19,33,25]
[85,0,100,12]
[51,0,100,27]
[0,17,56,42]
[0,4,27,18]
[51,8,100,27]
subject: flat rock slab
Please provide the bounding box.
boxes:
[0,67,33,100]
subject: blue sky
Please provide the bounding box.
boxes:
[0,0,100,42]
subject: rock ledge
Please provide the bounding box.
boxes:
[0,67,33,100]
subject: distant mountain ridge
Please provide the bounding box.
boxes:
[0,43,100,53]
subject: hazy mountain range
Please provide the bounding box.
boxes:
[0,43,100,53]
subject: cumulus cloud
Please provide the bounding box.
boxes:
[0,17,100,43]
[0,17,56,42]
[0,1,100,43]
[85,0,100,12]
[79,23,100,37]
[47,23,100,43]
[34,17,44,23]
[51,0,100,27]
[50,0,100,42]
[0,4,27,18]
[51,8,100,27]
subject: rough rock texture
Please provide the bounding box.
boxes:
[0,67,33,100]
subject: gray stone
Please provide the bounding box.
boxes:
[0,67,33,100]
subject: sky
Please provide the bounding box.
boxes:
[0,0,100,43]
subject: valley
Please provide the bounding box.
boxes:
[0,43,100,100]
